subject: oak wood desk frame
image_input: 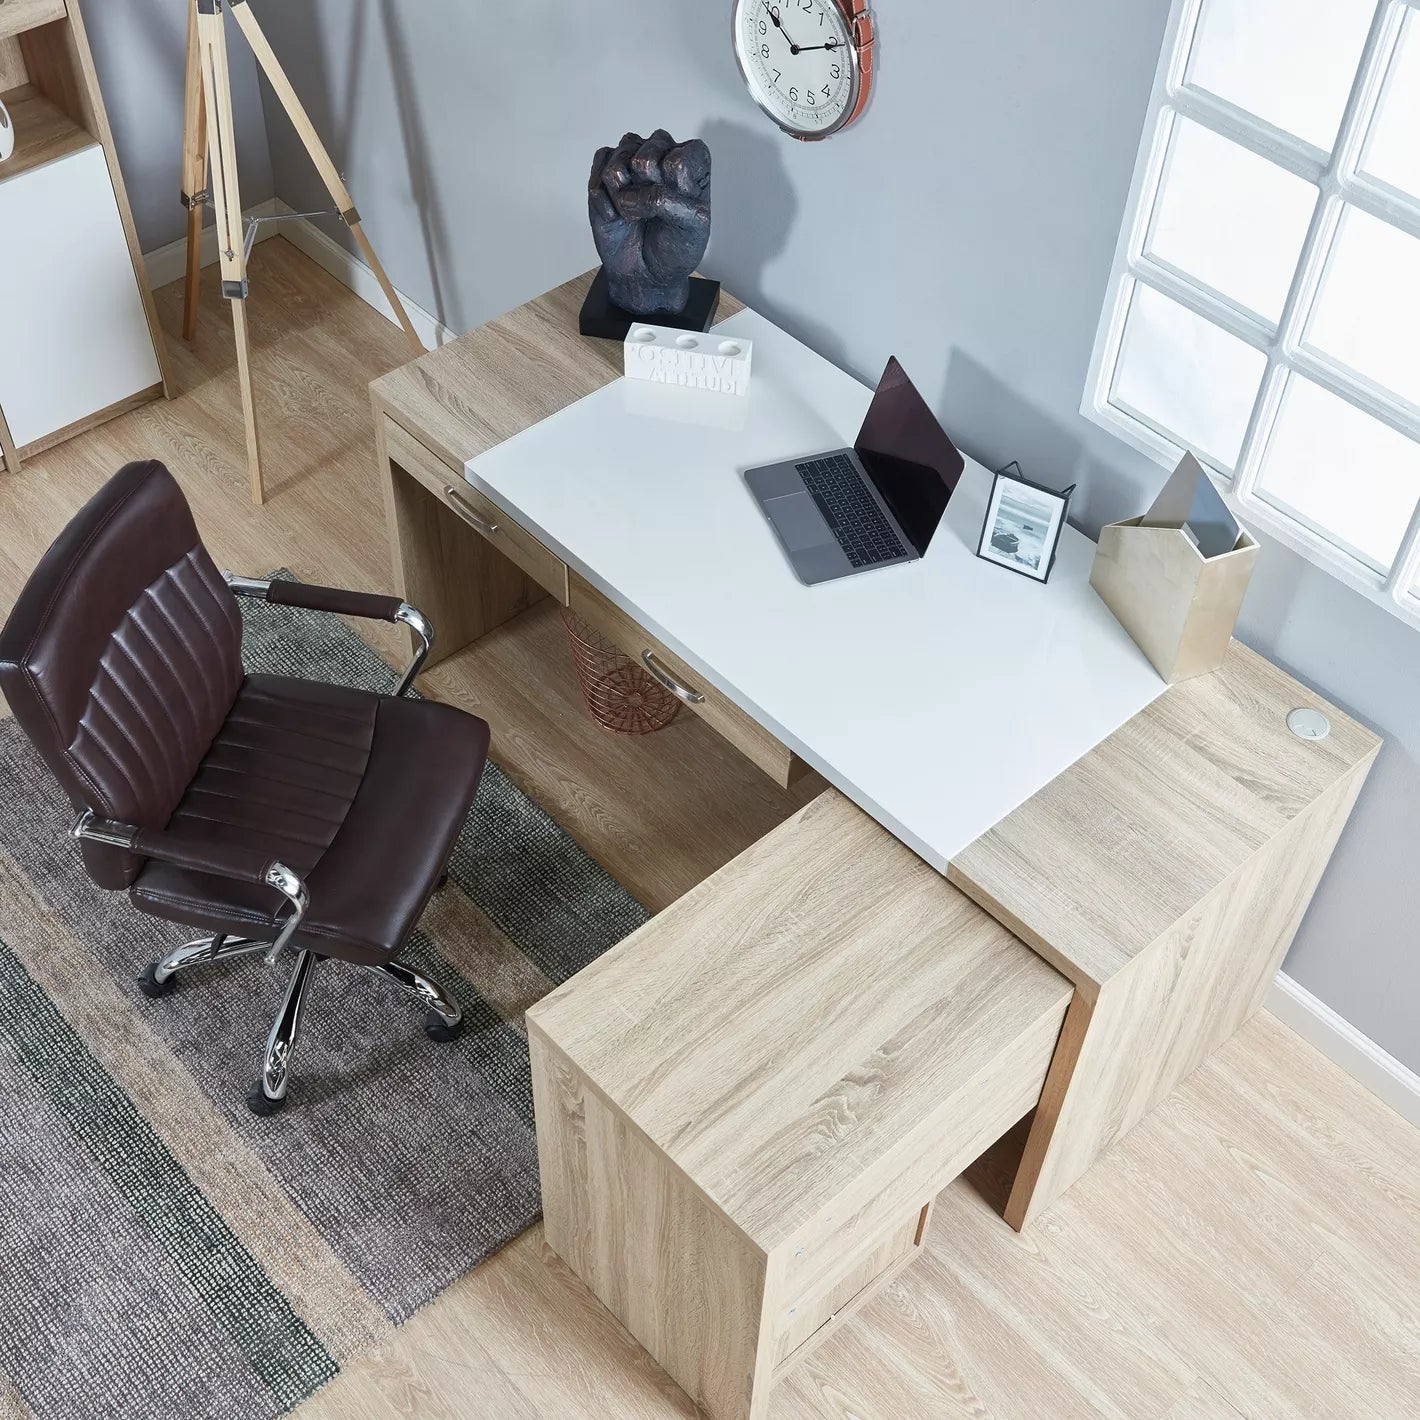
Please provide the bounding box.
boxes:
[371,270,1379,1412]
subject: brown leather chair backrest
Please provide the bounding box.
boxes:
[0,462,245,888]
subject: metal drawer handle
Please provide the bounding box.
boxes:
[640,650,705,704]
[443,486,499,536]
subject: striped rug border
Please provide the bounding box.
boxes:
[0,940,337,1411]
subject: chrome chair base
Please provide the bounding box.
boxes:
[139,931,466,1115]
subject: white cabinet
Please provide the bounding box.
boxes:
[0,143,162,450]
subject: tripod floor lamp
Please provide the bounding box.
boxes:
[180,0,424,503]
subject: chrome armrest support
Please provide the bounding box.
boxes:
[224,574,273,599]
[260,863,310,966]
[72,811,309,968]
[71,811,143,850]
[392,602,433,697]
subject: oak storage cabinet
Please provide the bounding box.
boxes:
[0,0,169,471]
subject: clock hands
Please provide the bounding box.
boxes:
[765,9,840,58]
[765,5,801,51]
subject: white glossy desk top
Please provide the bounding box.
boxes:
[466,311,1164,872]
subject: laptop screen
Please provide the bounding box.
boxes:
[855,357,965,557]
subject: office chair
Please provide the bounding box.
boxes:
[0,461,491,1114]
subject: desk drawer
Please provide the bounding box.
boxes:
[568,572,803,788]
[382,417,569,604]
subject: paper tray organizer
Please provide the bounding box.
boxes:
[1090,453,1259,684]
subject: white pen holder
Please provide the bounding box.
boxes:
[623,325,753,396]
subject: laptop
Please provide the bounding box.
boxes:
[745,357,965,585]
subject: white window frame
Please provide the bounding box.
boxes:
[1084,0,1420,630]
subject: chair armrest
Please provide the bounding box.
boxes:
[73,812,309,965]
[224,573,434,697]
[265,580,405,622]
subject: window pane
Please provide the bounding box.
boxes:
[1360,8,1420,199]
[1184,0,1375,150]
[1306,207,1420,408]
[1257,375,1420,570]
[1145,118,1315,322]
[1109,283,1266,469]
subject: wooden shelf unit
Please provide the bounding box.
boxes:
[0,0,171,473]
[0,82,94,183]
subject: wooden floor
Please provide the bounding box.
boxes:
[2,239,1417,1420]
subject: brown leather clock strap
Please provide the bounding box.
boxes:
[838,0,875,128]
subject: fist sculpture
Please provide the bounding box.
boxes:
[588,130,712,317]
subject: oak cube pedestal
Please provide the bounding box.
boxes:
[527,793,1073,1420]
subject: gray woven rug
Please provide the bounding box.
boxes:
[0,578,649,1420]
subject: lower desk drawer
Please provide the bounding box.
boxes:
[382,416,569,604]
[568,572,804,788]
[772,1203,927,1372]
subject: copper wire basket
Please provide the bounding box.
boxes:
[561,608,681,735]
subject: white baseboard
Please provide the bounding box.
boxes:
[267,200,454,349]
[1267,972,1420,1128]
[142,198,453,350]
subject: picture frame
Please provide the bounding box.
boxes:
[975,462,1075,584]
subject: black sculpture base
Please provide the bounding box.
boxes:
[578,267,721,342]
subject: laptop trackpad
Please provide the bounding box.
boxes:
[765,492,830,551]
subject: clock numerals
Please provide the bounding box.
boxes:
[737,0,860,138]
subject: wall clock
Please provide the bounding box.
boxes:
[731,0,875,141]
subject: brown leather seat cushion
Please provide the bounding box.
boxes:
[130,673,489,965]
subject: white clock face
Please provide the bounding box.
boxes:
[734,0,857,138]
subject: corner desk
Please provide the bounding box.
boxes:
[370,271,1379,1420]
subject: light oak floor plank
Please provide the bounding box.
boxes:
[0,239,1415,1420]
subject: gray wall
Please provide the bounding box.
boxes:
[241,0,1416,1071]
[85,0,272,252]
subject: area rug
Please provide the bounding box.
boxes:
[0,577,649,1420]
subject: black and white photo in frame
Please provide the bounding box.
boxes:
[976,463,1074,584]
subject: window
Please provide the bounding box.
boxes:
[1085,0,1420,628]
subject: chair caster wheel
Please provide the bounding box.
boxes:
[138,963,176,999]
[425,1010,463,1042]
[246,1080,289,1117]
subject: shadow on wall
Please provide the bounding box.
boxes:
[700,119,798,318]
[250,0,453,325]
[938,348,1155,536]
[377,0,453,329]
[248,1,341,231]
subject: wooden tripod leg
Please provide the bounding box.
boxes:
[228,0,425,357]
[0,403,20,475]
[180,1,210,342]
[231,300,263,503]
[197,0,264,503]
[345,218,425,354]
[180,4,211,342]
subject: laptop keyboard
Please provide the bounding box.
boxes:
[796,455,909,568]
